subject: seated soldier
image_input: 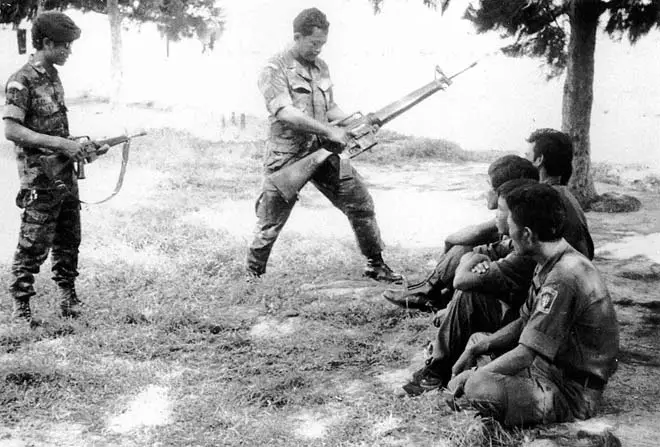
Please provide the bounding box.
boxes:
[383,155,539,312]
[445,183,619,427]
[384,128,593,311]
[402,178,538,396]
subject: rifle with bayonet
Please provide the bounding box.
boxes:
[266,62,478,203]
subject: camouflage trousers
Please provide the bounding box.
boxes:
[246,158,383,275]
[10,187,81,299]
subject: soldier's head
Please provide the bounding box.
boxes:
[32,11,80,66]
[486,155,539,210]
[494,178,538,236]
[525,128,574,185]
[293,8,330,63]
[505,183,567,255]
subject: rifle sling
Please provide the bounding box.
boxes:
[80,139,131,205]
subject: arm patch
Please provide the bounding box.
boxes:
[537,287,558,314]
[7,81,26,91]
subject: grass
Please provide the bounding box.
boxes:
[0,128,654,446]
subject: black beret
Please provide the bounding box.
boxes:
[33,11,81,43]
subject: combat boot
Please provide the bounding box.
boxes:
[382,268,452,312]
[12,296,32,322]
[403,358,449,396]
[59,287,83,318]
[363,255,403,283]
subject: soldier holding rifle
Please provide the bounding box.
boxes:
[3,12,98,322]
[246,7,402,282]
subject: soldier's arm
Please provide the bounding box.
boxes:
[4,118,82,160]
[276,106,349,145]
[452,317,527,376]
[327,105,348,123]
[453,252,491,290]
[444,219,498,252]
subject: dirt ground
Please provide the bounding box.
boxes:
[0,114,658,445]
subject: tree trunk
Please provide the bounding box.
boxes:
[562,1,601,208]
[107,0,123,103]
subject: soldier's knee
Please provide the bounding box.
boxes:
[464,370,498,402]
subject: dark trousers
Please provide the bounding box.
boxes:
[431,290,519,379]
[10,188,81,299]
[247,159,383,275]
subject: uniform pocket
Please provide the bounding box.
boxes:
[32,98,61,116]
[290,80,312,112]
[24,207,52,225]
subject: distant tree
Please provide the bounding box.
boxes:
[371,0,660,207]
[1,0,225,98]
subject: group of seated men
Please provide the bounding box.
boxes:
[383,129,619,427]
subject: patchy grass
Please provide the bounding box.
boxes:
[1,128,658,446]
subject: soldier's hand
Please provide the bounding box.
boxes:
[452,346,477,377]
[326,126,351,153]
[60,138,85,161]
[446,369,474,401]
[85,143,109,163]
[470,260,491,275]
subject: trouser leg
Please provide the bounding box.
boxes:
[426,244,473,297]
[464,356,575,426]
[430,290,505,379]
[311,159,383,259]
[51,193,81,289]
[246,188,296,275]
[10,190,60,300]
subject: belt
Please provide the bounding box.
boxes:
[565,370,606,390]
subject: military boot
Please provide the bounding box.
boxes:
[59,287,83,318]
[363,254,403,284]
[12,296,32,322]
[382,268,451,312]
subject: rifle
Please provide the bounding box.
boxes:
[267,62,478,203]
[75,131,147,179]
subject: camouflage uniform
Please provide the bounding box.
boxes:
[4,58,80,311]
[246,49,383,275]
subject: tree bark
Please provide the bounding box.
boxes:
[562,1,602,207]
[107,0,123,103]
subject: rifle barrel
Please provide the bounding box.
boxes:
[373,62,477,127]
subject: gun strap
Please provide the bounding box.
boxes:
[80,139,131,205]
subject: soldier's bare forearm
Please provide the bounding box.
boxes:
[4,119,71,154]
[445,219,498,249]
[276,106,335,138]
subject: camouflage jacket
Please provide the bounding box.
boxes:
[258,48,336,172]
[3,58,74,189]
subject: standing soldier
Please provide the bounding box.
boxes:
[246,8,401,282]
[3,11,87,322]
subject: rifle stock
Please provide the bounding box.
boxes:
[267,63,477,202]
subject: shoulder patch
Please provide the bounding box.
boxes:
[537,286,558,314]
[7,81,25,91]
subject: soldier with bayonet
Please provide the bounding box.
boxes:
[246,8,402,282]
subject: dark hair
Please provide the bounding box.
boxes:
[505,183,566,242]
[527,128,574,185]
[496,178,538,200]
[488,155,539,190]
[293,8,329,36]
